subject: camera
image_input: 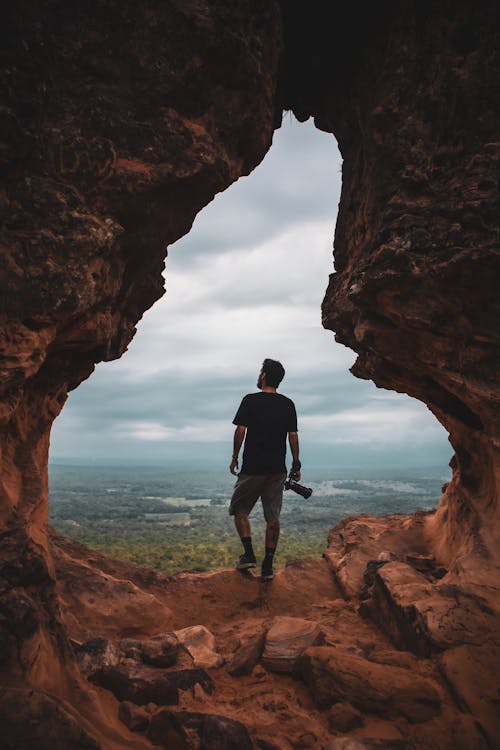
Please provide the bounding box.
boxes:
[284,479,313,499]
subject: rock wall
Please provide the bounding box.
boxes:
[1,0,499,747]
[0,0,282,695]
[281,1,500,586]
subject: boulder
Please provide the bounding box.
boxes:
[141,632,179,667]
[0,687,101,750]
[364,562,500,656]
[147,710,189,750]
[295,646,441,723]
[75,636,120,677]
[120,638,143,661]
[327,702,364,732]
[439,644,500,747]
[165,668,214,694]
[175,625,224,668]
[262,616,324,673]
[118,701,150,732]
[228,632,266,676]
[90,664,179,706]
[149,711,253,750]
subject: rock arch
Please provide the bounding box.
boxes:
[0,0,498,745]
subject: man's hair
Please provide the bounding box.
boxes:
[262,358,285,388]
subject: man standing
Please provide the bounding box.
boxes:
[229,358,301,581]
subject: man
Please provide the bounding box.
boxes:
[228,358,301,581]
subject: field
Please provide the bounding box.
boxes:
[49,465,447,574]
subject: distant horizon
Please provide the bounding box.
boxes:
[50,118,451,471]
[49,457,451,473]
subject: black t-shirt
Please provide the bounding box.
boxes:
[233,392,298,474]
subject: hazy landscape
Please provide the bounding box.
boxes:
[49,465,449,574]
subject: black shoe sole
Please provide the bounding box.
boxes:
[261,571,274,581]
[236,562,257,570]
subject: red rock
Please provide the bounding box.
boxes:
[262,616,324,673]
[0,687,100,750]
[0,4,498,749]
[175,624,224,668]
[295,646,441,723]
[118,700,150,732]
[326,702,364,732]
[75,636,120,676]
[149,711,253,750]
[163,668,214,694]
[90,663,179,706]
[147,710,189,750]
[439,644,500,746]
[227,631,266,676]
[141,632,179,667]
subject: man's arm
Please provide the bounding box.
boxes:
[288,431,301,481]
[230,425,246,475]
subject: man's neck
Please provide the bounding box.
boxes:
[261,386,277,393]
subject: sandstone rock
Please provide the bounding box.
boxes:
[141,632,179,667]
[147,710,189,750]
[1,0,282,702]
[75,636,120,676]
[175,625,224,668]
[53,541,174,641]
[0,687,101,750]
[118,700,150,732]
[200,713,254,750]
[295,646,441,723]
[439,644,500,746]
[262,616,324,673]
[325,740,414,750]
[90,664,179,706]
[193,682,207,701]
[228,631,266,676]
[165,668,214,694]
[293,732,316,749]
[324,514,430,599]
[149,711,253,750]
[365,562,500,655]
[367,649,419,671]
[120,638,143,661]
[327,702,364,732]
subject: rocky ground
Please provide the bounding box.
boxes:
[25,514,496,750]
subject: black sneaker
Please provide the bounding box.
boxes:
[261,566,274,582]
[236,553,257,570]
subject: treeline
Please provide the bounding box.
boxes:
[54,519,327,575]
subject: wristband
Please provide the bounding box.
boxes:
[292,459,301,470]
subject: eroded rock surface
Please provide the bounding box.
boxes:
[295,645,441,722]
[1,2,499,749]
[262,615,324,673]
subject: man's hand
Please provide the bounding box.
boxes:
[230,457,239,476]
[289,469,301,482]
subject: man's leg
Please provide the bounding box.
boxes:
[234,511,251,539]
[261,473,286,580]
[229,475,262,568]
[234,512,255,567]
[265,518,280,548]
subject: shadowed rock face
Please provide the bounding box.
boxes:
[0,0,282,689]
[281,2,500,581]
[0,0,499,747]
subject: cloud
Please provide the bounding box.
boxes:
[171,117,341,261]
[50,117,451,469]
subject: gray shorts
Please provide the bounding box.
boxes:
[228,472,287,523]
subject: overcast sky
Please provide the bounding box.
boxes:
[50,117,451,470]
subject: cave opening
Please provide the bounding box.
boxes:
[48,117,451,574]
